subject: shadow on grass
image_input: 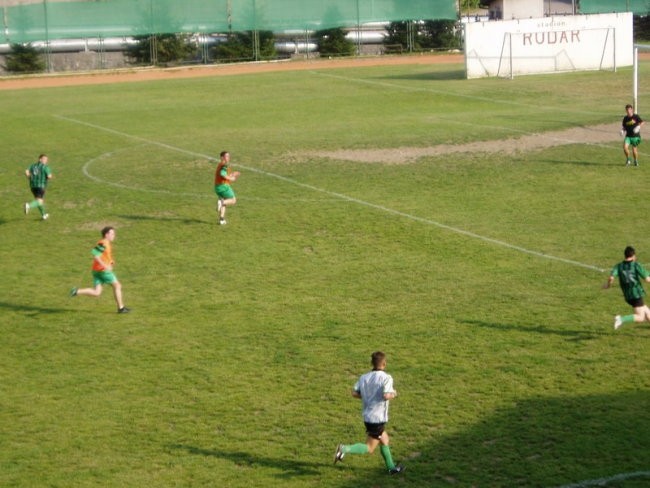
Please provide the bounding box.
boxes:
[117,214,207,225]
[332,392,650,487]
[0,300,74,315]
[382,69,466,81]
[170,443,323,478]
[462,319,607,342]
[536,158,615,167]
[403,391,650,487]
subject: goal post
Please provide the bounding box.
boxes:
[494,27,616,79]
[633,44,650,114]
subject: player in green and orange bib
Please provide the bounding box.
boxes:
[214,150,240,225]
[70,226,130,313]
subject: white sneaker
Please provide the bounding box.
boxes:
[24,203,29,214]
[219,218,227,225]
[614,315,623,330]
[334,444,345,464]
[42,213,49,220]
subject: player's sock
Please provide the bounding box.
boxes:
[380,445,396,470]
[345,443,369,454]
[29,200,38,209]
[622,314,635,323]
[37,203,45,216]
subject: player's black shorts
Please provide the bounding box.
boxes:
[626,297,645,308]
[30,187,45,199]
[364,422,386,439]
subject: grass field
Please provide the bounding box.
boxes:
[1,58,650,488]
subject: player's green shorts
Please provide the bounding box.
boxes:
[215,184,236,199]
[625,136,642,147]
[92,270,118,286]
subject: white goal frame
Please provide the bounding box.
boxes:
[633,44,650,113]
[495,27,616,79]
[464,13,633,80]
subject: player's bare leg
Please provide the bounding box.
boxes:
[111,281,125,310]
[219,197,237,221]
[365,435,382,454]
[75,284,103,297]
[632,304,650,322]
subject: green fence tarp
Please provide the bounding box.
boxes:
[2,0,457,44]
[580,0,650,15]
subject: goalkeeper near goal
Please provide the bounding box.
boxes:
[622,104,645,167]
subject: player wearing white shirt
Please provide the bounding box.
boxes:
[333,351,404,475]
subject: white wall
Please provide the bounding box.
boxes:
[488,0,574,19]
[504,0,543,20]
[464,12,633,78]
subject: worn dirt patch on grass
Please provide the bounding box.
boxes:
[1,54,624,163]
[302,123,621,164]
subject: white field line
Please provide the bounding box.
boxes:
[309,70,612,116]
[81,146,340,202]
[55,114,606,273]
[310,71,622,152]
[82,146,209,198]
[554,470,650,488]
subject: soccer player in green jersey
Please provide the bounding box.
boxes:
[334,351,404,475]
[604,246,650,330]
[24,154,53,220]
[622,104,644,166]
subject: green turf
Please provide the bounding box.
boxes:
[1,60,650,487]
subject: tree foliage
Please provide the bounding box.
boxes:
[127,34,196,65]
[634,15,650,41]
[212,31,276,63]
[384,22,416,51]
[4,43,45,73]
[384,20,461,52]
[460,0,484,9]
[315,28,355,57]
[421,20,462,49]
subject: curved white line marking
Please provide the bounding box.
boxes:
[57,114,606,273]
[82,147,209,198]
[554,470,650,488]
[81,146,340,202]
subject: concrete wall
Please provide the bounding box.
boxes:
[465,12,633,78]
[0,51,128,75]
[505,0,544,20]
[488,0,574,20]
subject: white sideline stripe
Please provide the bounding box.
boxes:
[311,72,622,152]
[82,151,339,202]
[55,114,606,273]
[310,71,612,116]
[554,470,650,488]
